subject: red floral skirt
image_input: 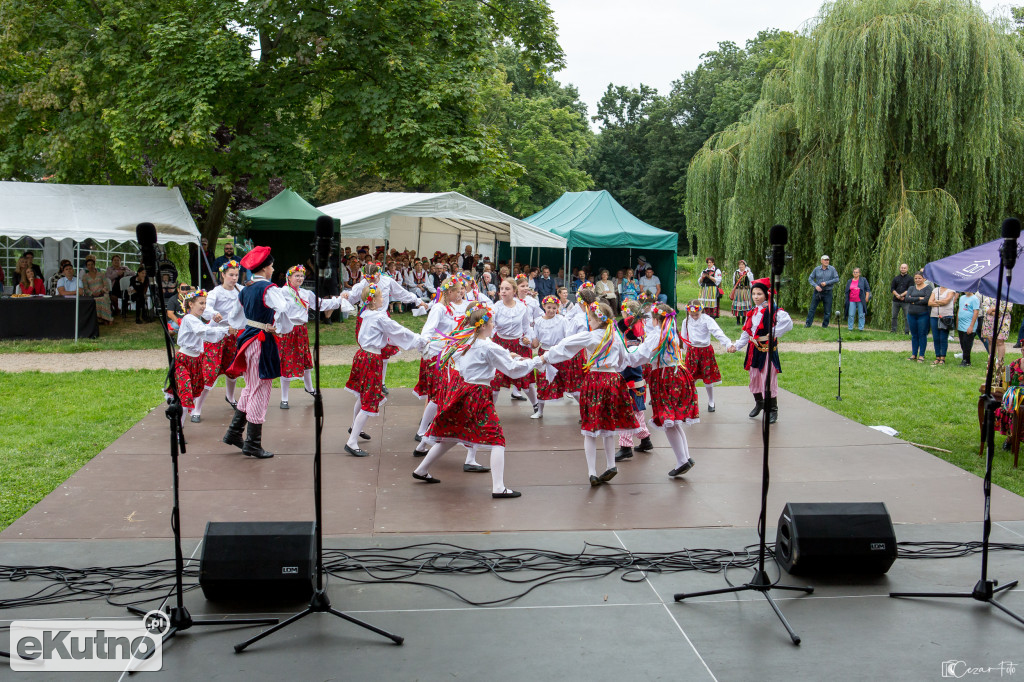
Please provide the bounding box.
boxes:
[490,335,535,389]
[648,365,700,428]
[560,350,586,394]
[344,349,386,414]
[174,352,212,410]
[426,378,505,447]
[381,344,400,359]
[685,344,722,385]
[278,325,313,379]
[579,371,639,436]
[536,348,567,401]
[413,357,436,400]
[207,331,239,377]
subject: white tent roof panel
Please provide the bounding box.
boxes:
[0,182,201,245]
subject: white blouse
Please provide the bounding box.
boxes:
[492,300,531,340]
[733,304,794,353]
[357,308,425,354]
[531,315,569,350]
[177,314,228,357]
[623,330,681,371]
[454,337,543,386]
[202,284,246,330]
[347,274,421,308]
[565,304,590,335]
[679,313,733,349]
[545,327,629,375]
[420,300,469,357]
[276,286,351,328]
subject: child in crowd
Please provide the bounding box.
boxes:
[679,299,735,413]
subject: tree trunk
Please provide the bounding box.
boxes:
[202,184,232,245]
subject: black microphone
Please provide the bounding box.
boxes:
[769,224,788,276]
[1002,217,1021,271]
[315,215,334,270]
[136,222,157,274]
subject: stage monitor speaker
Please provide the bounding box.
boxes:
[200,521,315,603]
[775,502,897,576]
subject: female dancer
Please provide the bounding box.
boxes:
[698,257,723,318]
[733,278,792,424]
[413,304,543,498]
[529,295,570,419]
[413,278,467,440]
[343,283,426,456]
[174,289,228,427]
[624,304,700,477]
[276,265,352,409]
[730,259,755,325]
[491,278,539,410]
[541,301,638,486]
[202,260,246,409]
[679,299,734,413]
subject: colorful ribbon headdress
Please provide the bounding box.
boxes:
[652,309,683,366]
[541,295,559,308]
[219,259,239,272]
[434,303,493,368]
[286,265,305,278]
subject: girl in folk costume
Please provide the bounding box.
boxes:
[614,300,653,461]
[697,257,723,318]
[490,278,540,410]
[460,272,493,305]
[343,282,426,457]
[515,273,542,321]
[413,278,468,440]
[173,289,228,426]
[276,265,353,409]
[623,304,700,477]
[413,304,544,498]
[202,260,245,409]
[529,295,571,419]
[732,278,792,424]
[730,259,755,326]
[541,301,639,486]
[679,299,735,413]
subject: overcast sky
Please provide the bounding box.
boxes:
[546,0,1014,121]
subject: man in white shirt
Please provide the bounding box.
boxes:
[639,265,667,304]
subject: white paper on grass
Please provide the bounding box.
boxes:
[869,425,900,437]
[412,306,428,317]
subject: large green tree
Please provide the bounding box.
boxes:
[686,0,1024,317]
[0,0,562,242]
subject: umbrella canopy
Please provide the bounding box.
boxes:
[923,238,1024,303]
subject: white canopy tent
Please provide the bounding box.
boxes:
[0,181,201,341]
[317,192,567,261]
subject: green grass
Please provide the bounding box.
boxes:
[3,351,1021,532]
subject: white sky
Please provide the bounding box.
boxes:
[547,0,1014,121]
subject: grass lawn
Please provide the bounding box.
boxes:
[2,351,1020,533]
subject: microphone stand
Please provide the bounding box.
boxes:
[235,239,404,652]
[125,257,276,660]
[675,241,814,645]
[890,240,1023,628]
[836,309,843,401]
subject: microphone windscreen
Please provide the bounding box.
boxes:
[136,222,157,247]
[1002,217,1021,239]
[769,224,788,246]
[315,215,334,240]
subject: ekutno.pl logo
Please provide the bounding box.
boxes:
[11,610,168,672]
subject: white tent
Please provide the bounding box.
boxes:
[317,192,567,258]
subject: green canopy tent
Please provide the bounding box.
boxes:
[239,189,340,274]
[522,190,679,306]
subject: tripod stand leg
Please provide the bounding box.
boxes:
[327,608,404,644]
[770,584,815,594]
[762,591,801,645]
[993,580,1019,593]
[235,608,314,653]
[989,598,1024,626]
[889,591,974,599]
[674,585,747,601]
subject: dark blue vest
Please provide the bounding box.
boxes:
[235,279,281,380]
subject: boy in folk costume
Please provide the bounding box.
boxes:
[202,260,245,409]
[529,295,571,419]
[679,299,735,413]
[222,246,292,459]
[614,300,653,461]
[732,278,792,424]
[413,304,544,498]
[276,265,352,409]
[174,289,228,426]
[343,282,426,457]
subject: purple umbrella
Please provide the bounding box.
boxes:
[923,238,1024,303]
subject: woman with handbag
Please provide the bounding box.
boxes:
[928,285,957,366]
[730,260,754,326]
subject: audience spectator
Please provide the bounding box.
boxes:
[843,267,872,331]
[459,245,475,271]
[405,260,434,302]
[554,267,565,288]
[535,265,557,298]
[890,263,913,335]
[596,268,617,309]
[81,255,113,324]
[211,242,236,272]
[18,266,45,295]
[905,271,933,362]
[165,282,190,333]
[927,284,956,365]
[805,255,839,328]
[128,266,152,324]
[479,270,497,299]
[697,257,722,316]
[49,259,72,295]
[56,263,79,297]
[105,255,135,316]
[730,259,755,326]
[199,237,216,290]
[957,290,981,367]
[981,294,1014,369]
[620,268,641,301]
[22,251,43,279]
[640,265,667,304]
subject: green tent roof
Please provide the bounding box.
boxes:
[524,190,677,252]
[240,189,339,232]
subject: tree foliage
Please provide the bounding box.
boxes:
[685,0,1024,318]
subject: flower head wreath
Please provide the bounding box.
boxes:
[541,295,559,308]
[686,302,703,314]
[286,265,305,278]
[219,259,239,273]
[588,301,608,323]
[181,288,207,306]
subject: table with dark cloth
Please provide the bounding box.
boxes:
[0,297,99,340]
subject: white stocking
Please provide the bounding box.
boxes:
[415,440,456,476]
[180,409,188,428]
[303,370,314,392]
[348,410,371,449]
[352,398,362,422]
[493,390,501,403]
[705,385,714,405]
[464,445,479,466]
[536,401,545,415]
[525,385,538,407]
[225,378,237,403]
[382,359,389,385]
[414,436,434,454]
[281,379,290,403]
[192,387,211,416]
[511,386,523,398]
[490,446,507,493]
[584,435,598,477]
[602,435,617,470]
[418,401,439,437]
[664,424,691,467]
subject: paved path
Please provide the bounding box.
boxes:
[0,340,918,373]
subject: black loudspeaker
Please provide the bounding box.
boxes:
[775,502,897,576]
[200,521,316,602]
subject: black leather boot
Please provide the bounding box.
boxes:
[767,397,779,424]
[242,422,274,458]
[635,437,654,452]
[222,409,247,449]
[614,446,633,461]
[748,393,764,418]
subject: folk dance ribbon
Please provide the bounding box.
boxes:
[433,302,493,369]
[583,303,624,372]
[653,310,684,366]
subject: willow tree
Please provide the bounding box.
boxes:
[685,0,1024,319]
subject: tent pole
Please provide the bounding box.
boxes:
[74,242,80,343]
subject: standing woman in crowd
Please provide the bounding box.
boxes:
[128,265,151,323]
[80,256,113,324]
[698,258,723,318]
[927,284,957,366]
[981,293,1014,369]
[904,271,933,362]
[730,259,754,326]
[956,291,981,367]
[105,255,134,316]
